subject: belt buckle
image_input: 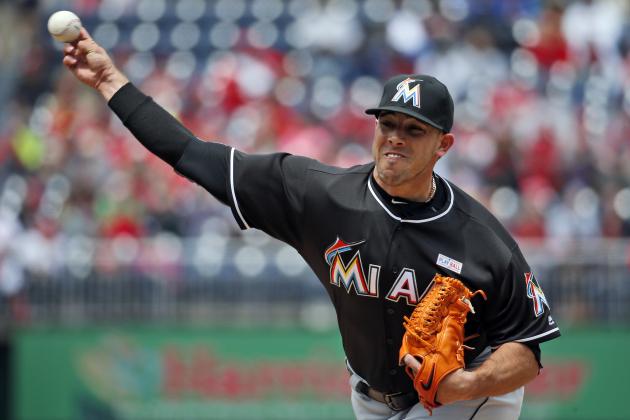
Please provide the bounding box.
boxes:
[384,392,404,411]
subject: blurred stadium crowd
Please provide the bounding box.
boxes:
[1,0,630,301]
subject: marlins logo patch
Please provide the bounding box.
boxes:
[324,237,365,265]
[525,272,549,317]
[324,237,378,297]
[391,78,422,108]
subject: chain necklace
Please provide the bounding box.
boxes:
[424,175,436,203]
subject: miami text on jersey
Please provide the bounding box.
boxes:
[324,236,422,306]
[525,272,549,317]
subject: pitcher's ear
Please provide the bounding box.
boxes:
[436,133,454,158]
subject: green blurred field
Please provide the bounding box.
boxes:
[8,326,629,420]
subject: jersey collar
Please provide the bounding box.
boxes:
[367,174,454,223]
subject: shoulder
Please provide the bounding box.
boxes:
[234,149,372,176]
[446,179,518,251]
[308,161,374,176]
[232,150,373,197]
[301,162,374,201]
[283,155,374,186]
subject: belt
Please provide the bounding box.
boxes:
[354,380,418,411]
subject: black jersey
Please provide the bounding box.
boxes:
[109,83,560,396]
[185,148,561,394]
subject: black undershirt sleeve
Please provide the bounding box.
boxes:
[107,82,229,204]
[108,82,191,165]
[523,342,542,368]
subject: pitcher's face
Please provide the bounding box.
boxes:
[372,112,452,197]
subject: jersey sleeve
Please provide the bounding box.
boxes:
[483,247,561,348]
[226,149,312,247]
[174,138,230,205]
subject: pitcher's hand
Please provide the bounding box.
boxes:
[403,354,473,405]
[62,27,128,100]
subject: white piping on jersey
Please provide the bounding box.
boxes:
[229,147,250,229]
[490,327,561,349]
[367,175,454,223]
[514,327,560,343]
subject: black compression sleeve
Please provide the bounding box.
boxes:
[107,82,192,166]
[175,139,230,205]
[524,342,542,368]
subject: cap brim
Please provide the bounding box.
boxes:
[365,106,446,132]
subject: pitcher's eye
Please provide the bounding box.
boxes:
[407,127,424,136]
[380,120,395,129]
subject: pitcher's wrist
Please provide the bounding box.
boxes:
[97,68,129,101]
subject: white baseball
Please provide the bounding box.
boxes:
[47,10,82,43]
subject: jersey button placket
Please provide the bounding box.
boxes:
[392,222,402,275]
[382,222,405,388]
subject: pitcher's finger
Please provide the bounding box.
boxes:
[63,55,78,67]
[76,40,98,58]
[70,27,90,46]
[403,354,420,374]
[75,29,100,55]
[79,27,93,40]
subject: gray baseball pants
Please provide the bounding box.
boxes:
[348,368,524,420]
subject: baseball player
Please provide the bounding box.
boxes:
[62,28,560,419]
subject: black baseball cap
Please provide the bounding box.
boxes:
[365,74,454,133]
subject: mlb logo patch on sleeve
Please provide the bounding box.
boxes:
[436,254,462,274]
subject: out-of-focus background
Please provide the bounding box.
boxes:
[1,0,629,419]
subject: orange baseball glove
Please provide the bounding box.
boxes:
[399,274,486,414]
